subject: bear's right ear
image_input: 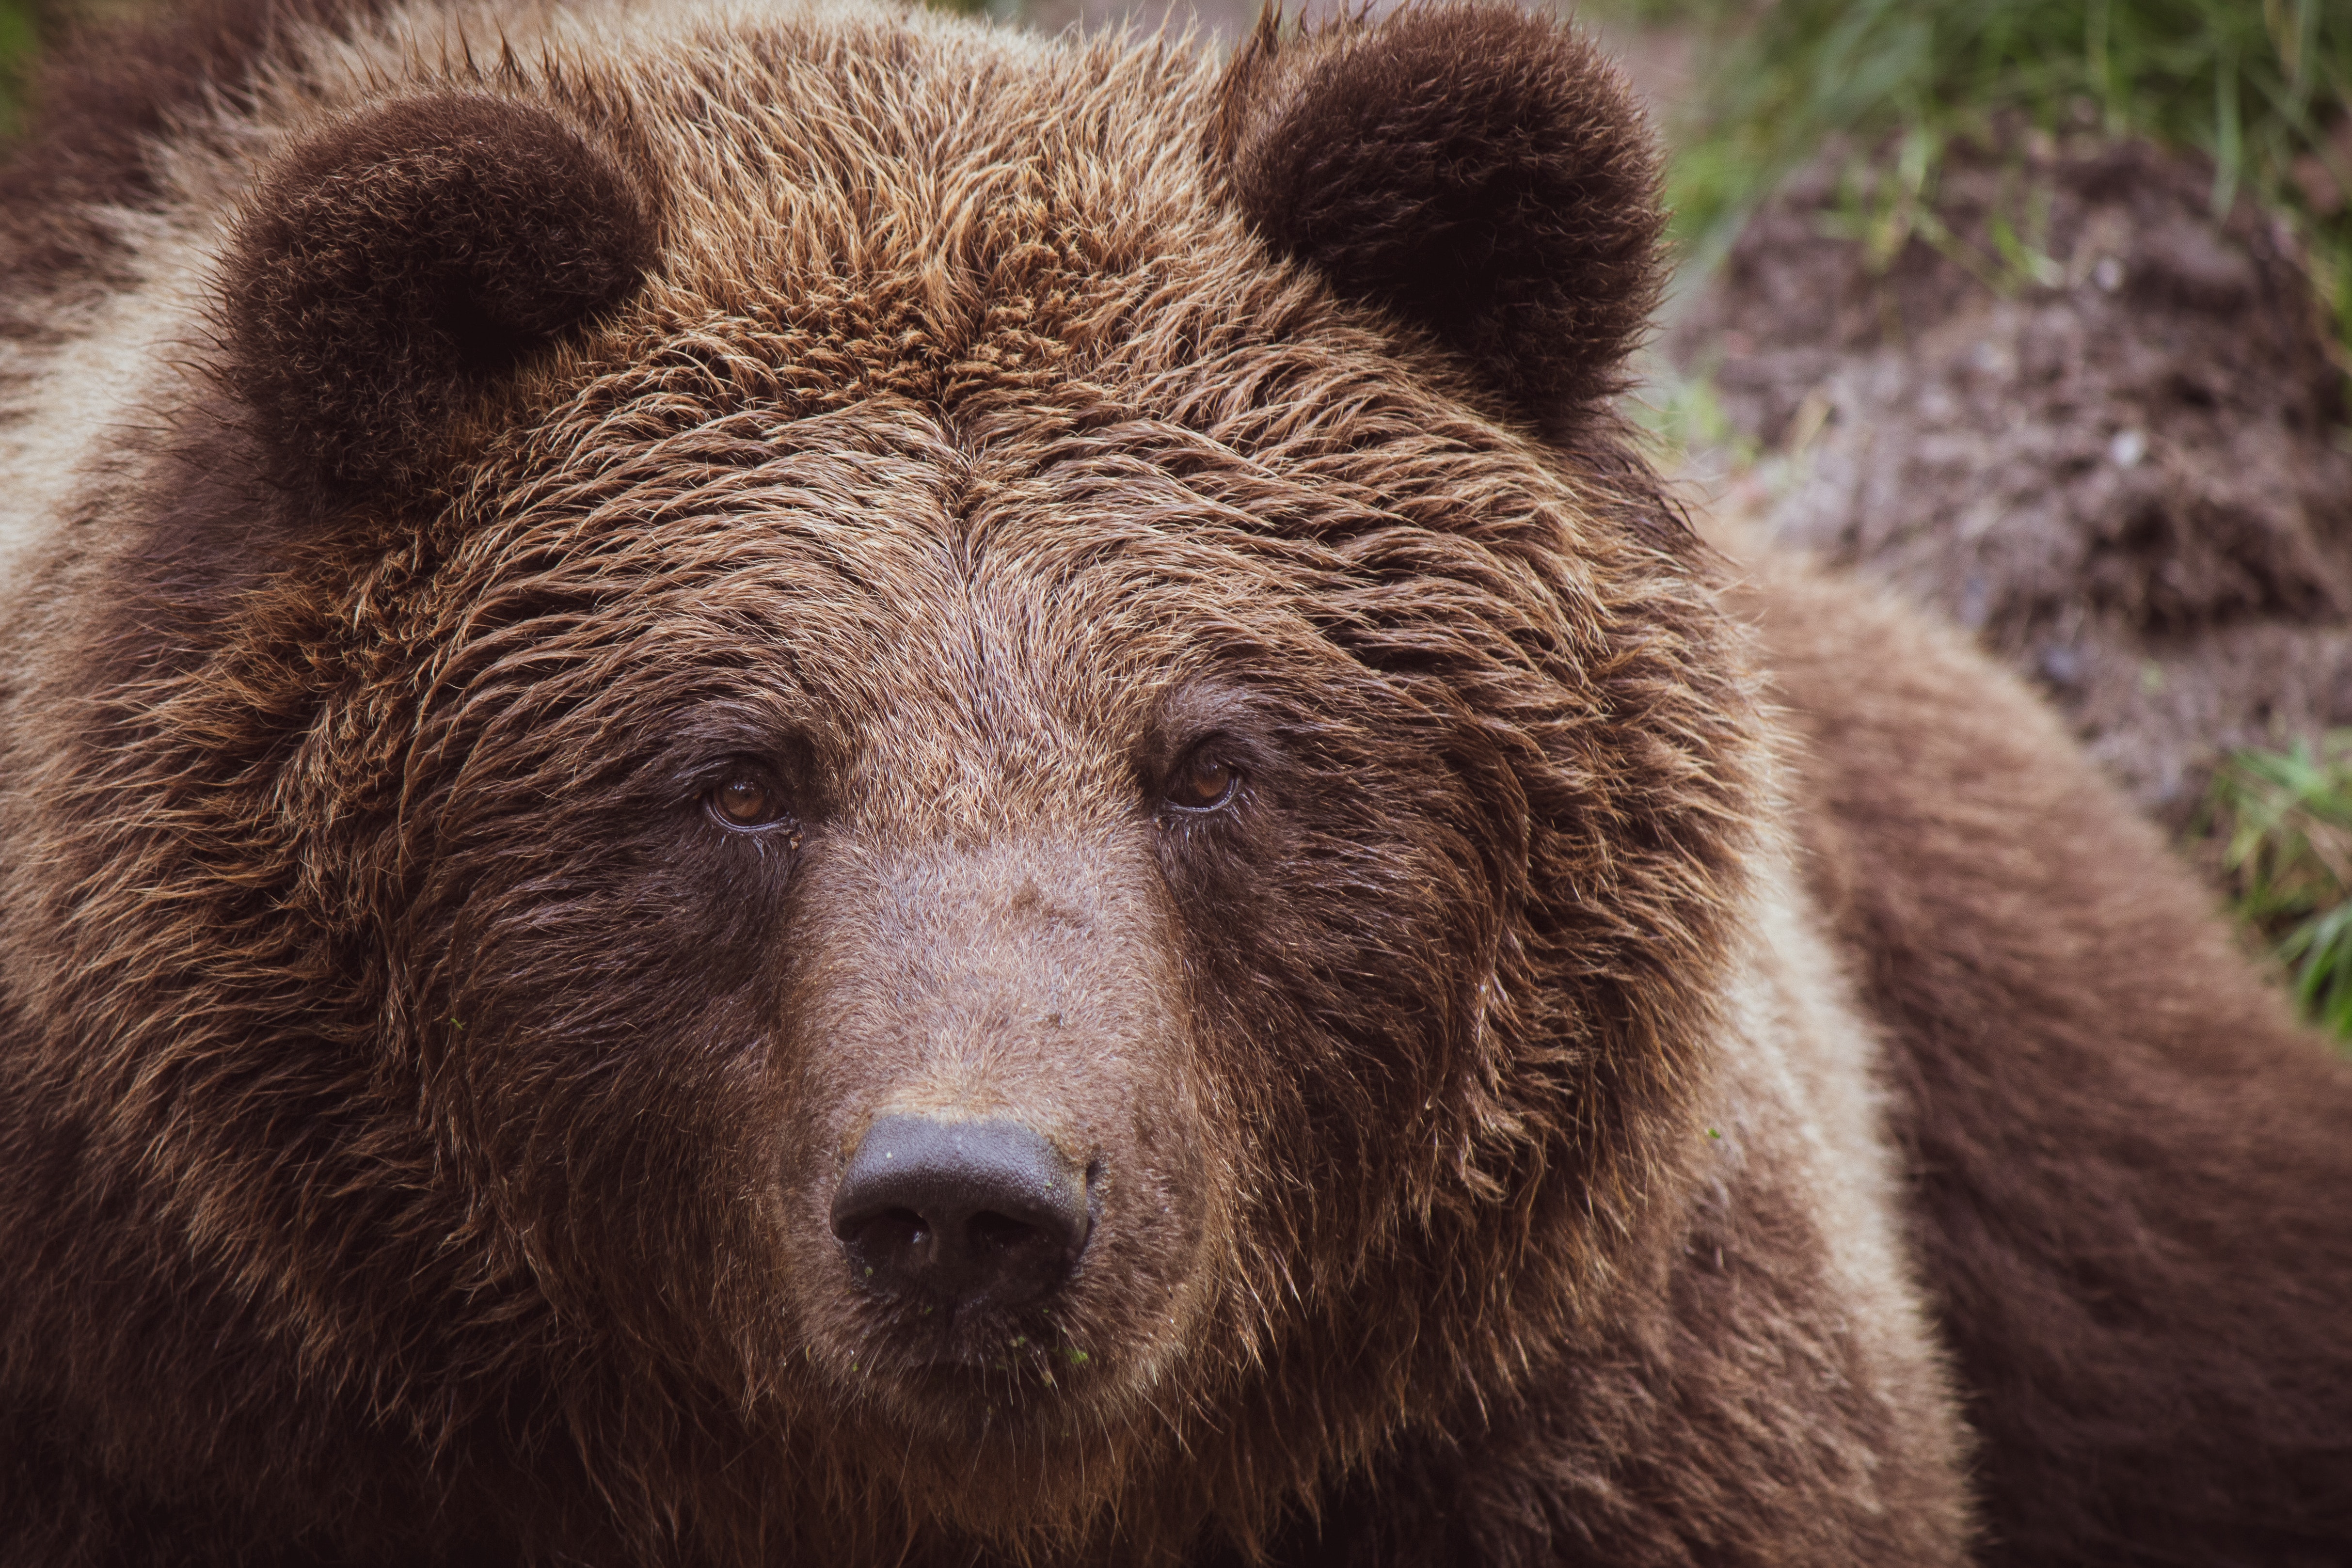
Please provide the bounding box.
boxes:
[220,93,657,504]
[1212,3,1664,424]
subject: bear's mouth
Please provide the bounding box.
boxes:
[848,1290,1095,1381]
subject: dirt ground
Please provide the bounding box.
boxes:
[1666,135,2352,827]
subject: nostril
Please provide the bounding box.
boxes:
[965,1209,1063,1274]
[830,1115,1091,1311]
[840,1207,931,1273]
[967,1210,1037,1251]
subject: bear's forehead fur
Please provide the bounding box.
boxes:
[3,0,1762,1555]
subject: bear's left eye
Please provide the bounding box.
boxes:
[1164,750,1241,813]
[708,773,790,831]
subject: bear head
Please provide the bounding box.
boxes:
[12,3,1757,1558]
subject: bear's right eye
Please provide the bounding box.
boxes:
[708,773,790,831]
[1164,750,1241,813]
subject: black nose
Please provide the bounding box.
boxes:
[830,1116,1091,1310]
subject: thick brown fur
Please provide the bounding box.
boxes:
[1736,553,2352,1567]
[222,91,659,496]
[0,2,2341,1566]
[1216,5,1666,421]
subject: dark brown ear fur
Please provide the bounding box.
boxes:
[220,93,657,500]
[1216,3,1665,420]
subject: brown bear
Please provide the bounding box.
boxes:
[0,1,2345,1564]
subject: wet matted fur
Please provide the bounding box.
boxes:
[0,2,2344,1565]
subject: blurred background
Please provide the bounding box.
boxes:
[6,0,2352,1033]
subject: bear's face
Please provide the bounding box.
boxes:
[51,1,1753,1544]
[387,359,1589,1447]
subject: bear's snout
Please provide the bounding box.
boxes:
[830,1114,1091,1311]
[779,829,1217,1411]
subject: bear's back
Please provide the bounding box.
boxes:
[1745,554,2352,1565]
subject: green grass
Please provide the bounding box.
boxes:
[2205,735,2352,1038]
[1628,0,2352,366]
[0,0,39,139]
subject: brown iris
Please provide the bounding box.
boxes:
[1165,751,1239,812]
[710,775,780,828]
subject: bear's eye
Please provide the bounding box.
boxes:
[1164,751,1240,813]
[708,773,787,830]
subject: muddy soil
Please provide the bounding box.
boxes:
[1667,136,2352,825]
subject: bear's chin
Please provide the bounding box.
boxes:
[784,1286,1214,1479]
[809,1360,1200,1545]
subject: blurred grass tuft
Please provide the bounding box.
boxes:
[0,0,39,139]
[2206,736,2352,1038]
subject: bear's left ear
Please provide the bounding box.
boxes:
[220,92,658,505]
[1213,3,1664,422]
